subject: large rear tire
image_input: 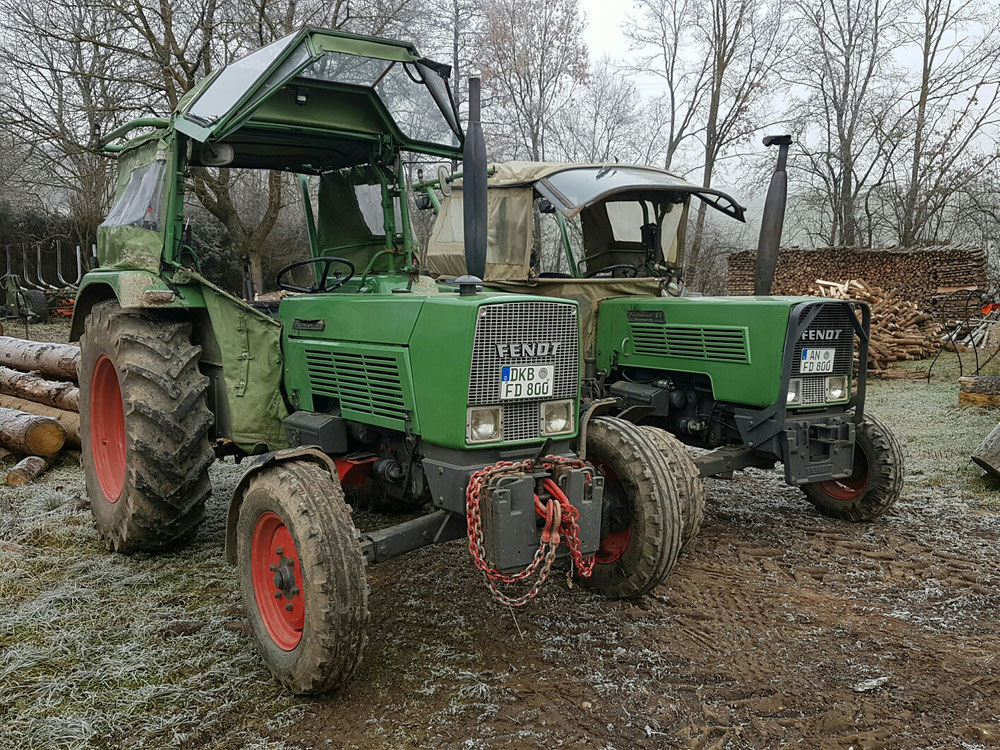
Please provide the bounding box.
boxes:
[640,426,704,552]
[236,461,369,694]
[801,414,904,521]
[584,417,683,599]
[79,300,214,552]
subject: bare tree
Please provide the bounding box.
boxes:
[624,0,708,171]
[788,0,905,248]
[685,0,786,285]
[478,0,589,161]
[891,0,1000,246]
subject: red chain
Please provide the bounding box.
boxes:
[465,455,595,606]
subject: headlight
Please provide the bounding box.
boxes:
[467,406,501,443]
[539,400,574,436]
[825,375,848,402]
[787,378,802,405]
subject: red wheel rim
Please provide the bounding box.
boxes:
[90,354,126,502]
[251,512,304,651]
[592,458,632,564]
[816,442,870,500]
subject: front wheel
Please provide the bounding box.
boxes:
[236,461,369,694]
[584,417,683,599]
[640,426,705,552]
[801,414,904,521]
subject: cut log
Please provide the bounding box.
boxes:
[0,365,79,411]
[0,395,80,447]
[972,422,1000,479]
[0,447,16,466]
[0,336,80,381]
[0,406,65,455]
[6,456,51,486]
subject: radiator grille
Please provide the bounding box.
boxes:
[629,322,749,363]
[792,302,855,377]
[305,348,407,421]
[470,301,578,442]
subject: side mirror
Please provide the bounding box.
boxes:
[415,193,432,211]
[199,143,234,167]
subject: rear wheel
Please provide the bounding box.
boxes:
[802,414,903,521]
[640,426,704,552]
[236,461,369,694]
[80,301,214,552]
[584,417,683,599]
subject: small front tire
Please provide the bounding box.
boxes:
[640,426,705,552]
[802,414,904,521]
[584,417,684,599]
[236,460,369,694]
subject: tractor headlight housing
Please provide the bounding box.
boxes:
[787,378,802,405]
[467,406,501,443]
[825,375,848,402]
[539,399,574,436]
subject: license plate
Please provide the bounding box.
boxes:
[500,364,553,400]
[800,348,836,374]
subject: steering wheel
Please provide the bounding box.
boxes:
[585,264,639,278]
[276,257,355,293]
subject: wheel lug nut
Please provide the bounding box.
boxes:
[291,586,299,596]
[276,547,283,555]
[274,592,282,599]
[285,603,293,612]
[287,560,294,568]
[269,564,277,571]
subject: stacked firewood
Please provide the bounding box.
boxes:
[809,279,945,375]
[0,335,81,484]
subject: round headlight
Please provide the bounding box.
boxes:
[470,411,498,440]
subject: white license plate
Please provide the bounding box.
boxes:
[500,364,553,400]
[800,348,836,374]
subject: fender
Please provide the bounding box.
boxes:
[224,446,341,564]
[70,270,203,341]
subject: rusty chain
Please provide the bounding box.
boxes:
[465,455,595,606]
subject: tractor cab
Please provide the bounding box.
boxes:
[423,161,744,284]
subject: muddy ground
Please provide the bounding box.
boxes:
[1,323,999,749]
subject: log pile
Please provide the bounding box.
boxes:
[809,278,944,375]
[727,246,987,320]
[0,336,81,485]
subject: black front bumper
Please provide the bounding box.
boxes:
[781,412,856,484]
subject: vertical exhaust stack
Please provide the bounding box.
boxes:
[463,77,488,281]
[754,134,792,295]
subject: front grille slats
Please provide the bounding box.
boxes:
[305,349,407,421]
[470,302,579,442]
[629,322,750,363]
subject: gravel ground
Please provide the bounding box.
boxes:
[1,321,998,748]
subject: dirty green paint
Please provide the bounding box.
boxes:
[597,295,813,407]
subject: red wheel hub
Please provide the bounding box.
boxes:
[90,354,126,502]
[251,512,304,651]
[816,442,871,500]
[592,458,632,564]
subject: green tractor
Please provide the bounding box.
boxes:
[418,154,904,522]
[74,28,701,694]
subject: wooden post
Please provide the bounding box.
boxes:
[0,365,79,411]
[0,336,80,381]
[0,406,65,455]
[0,395,80,447]
[6,456,52,485]
[959,376,1000,407]
[972,422,1000,479]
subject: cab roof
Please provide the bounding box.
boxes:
[170,27,463,171]
[482,161,745,222]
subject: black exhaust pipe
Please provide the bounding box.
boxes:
[462,77,488,281]
[754,134,792,295]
